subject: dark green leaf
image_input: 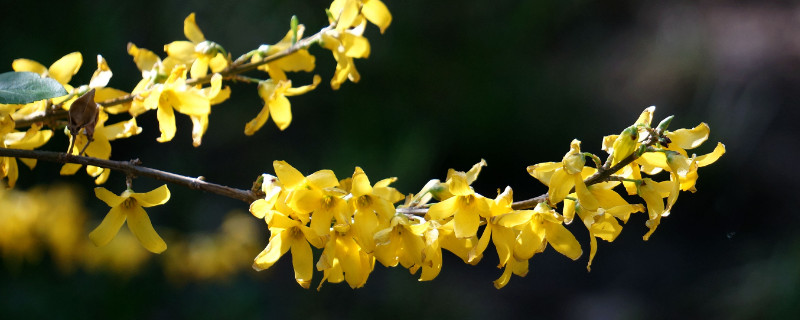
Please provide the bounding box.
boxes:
[0,71,68,104]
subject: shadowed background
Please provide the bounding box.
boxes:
[1,0,799,318]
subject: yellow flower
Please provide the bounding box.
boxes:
[329,0,392,33]
[347,167,403,253]
[428,161,492,239]
[1,121,53,188]
[321,28,371,90]
[60,111,142,184]
[253,212,324,288]
[244,75,321,134]
[143,65,222,143]
[528,139,597,209]
[270,160,346,235]
[373,214,426,270]
[164,13,228,79]
[316,225,374,289]
[251,26,316,82]
[89,185,170,254]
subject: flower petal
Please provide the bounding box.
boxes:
[453,207,479,239]
[291,238,314,288]
[131,185,170,207]
[126,205,167,253]
[253,229,291,270]
[362,0,392,33]
[668,123,710,150]
[48,52,83,85]
[12,59,47,75]
[183,13,206,44]
[88,206,127,247]
[94,187,125,207]
[544,221,582,260]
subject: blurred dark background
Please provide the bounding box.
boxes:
[1,0,799,318]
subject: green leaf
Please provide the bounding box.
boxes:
[0,71,68,104]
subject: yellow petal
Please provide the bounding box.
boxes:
[291,239,314,288]
[156,103,176,142]
[289,189,322,214]
[491,226,515,266]
[353,209,378,252]
[350,167,373,197]
[634,106,655,126]
[668,123,710,150]
[284,75,322,97]
[341,33,371,58]
[126,205,167,253]
[94,187,125,207]
[183,13,206,44]
[427,196,457,220]
[307,169,339,188]
[131,185,170,207]
[89,54,112,89]
[544,221,582,260]
[104,118,142,141]
[250,198,270,219]
[48,52,83,85]
[547,168,574,205]
[274,160,305,189]
[574,174,599,212]
[495,210,534,228]
[696,142,725,167]
[209,53,228,72]
[12,59,47,75]
[127,43,161,77]
[514,222,545,260]
[269,95,292,131]
[469,223,492,263]
[362,0,392,33]
[244,104,270,135]
[88,206,127,247]
[190,56,209,79]
[253,229,292,270]
[453,207,479,239]
[164,41,197,63]
[170,90,210,116]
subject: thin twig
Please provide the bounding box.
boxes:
[0,147,260,203]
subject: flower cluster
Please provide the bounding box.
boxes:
[1,0,391,186]
[250,107,724,289]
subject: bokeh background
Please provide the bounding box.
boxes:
[1,0,799,318]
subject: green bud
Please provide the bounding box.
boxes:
[611,126,638,164]
[656,115,674,132]
[290,15,299,45]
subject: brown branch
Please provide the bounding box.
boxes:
[0,147,260,203]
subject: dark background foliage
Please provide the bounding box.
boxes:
[2,0,799,318]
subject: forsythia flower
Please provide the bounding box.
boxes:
[1,121,53,188]
[253,211,324,288]
[427,160,492,239]
[244,75,321,134]
[89,185,170,254]
[143,65,224,143]
[329,0,392,33]
[251,26,316,82]
[164,13,228,79]
[347,167,404,253]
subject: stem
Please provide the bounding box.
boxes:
[0,147,260,203]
